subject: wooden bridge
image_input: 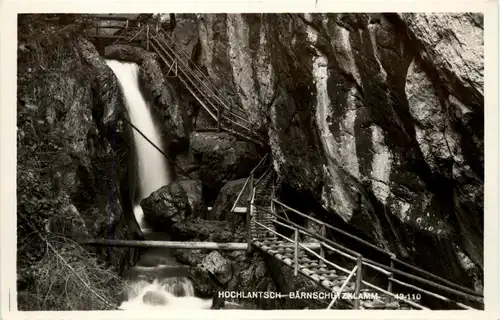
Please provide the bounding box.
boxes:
[83,16,484,310]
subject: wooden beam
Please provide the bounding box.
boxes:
[80,239,249,250]
[353,255,363,309]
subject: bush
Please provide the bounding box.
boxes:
[18,232,128,310]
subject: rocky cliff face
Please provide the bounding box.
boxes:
[164,13,483,290]
[17,15,140,309]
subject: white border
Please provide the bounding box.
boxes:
[1,1,498,319]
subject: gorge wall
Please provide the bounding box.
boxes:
[146,13,483,291]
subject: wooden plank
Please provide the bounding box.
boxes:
[80,239,248,250]
[253,220,351,274]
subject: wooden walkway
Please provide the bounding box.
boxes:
[234,155,483,310]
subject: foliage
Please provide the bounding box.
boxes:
[16,14,129,311]
[18,231,127,310]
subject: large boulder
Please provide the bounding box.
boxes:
[210,178,249,221]
[170,217,242,242]
[198,251,232,285]
[189,251,232,296]
[189,132,260,194]
[141,182,192,230]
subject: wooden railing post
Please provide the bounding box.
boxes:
[320,224,326,259]
[387,254,395,301]
[294,228,299,276]
[353,255,363,309]
[246,205,252,254]
[146,24,150,50]
[246,174,254,254]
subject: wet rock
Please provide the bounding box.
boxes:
[198,251,232,285]
[174,249,206,266]
[177,179,207,219]
[143,291,167,306]
[189,265,217,297]
[189,132,260,193]
[141,182,192,230]
[210,178,249,221]
[104,44,191,143]
[170,217,235,242]
[184,12,484,291]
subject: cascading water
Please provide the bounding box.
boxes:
[106,60,212,310]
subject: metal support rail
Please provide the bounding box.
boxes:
[149,39,220,120]
[149,41,218,123]
[252,220,351,275]
[254,218,427,310]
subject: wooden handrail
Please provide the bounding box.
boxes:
[319,241,391,276]
[149,41,216,119]
[273,198,387,254]
[230,153,269,212]
[326,265,358,309]
[273,217,390,276]
[149,38,221,118]
[151,39,264,147]
[251,153,269,174]
[153,34,264,144]
[230,177,251,212]
[272,198,483,298]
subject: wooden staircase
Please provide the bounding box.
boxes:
[147,30,266,146]
[88,17,266,146]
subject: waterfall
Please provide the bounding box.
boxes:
[106,59,170,230]
[106,60,212,309]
